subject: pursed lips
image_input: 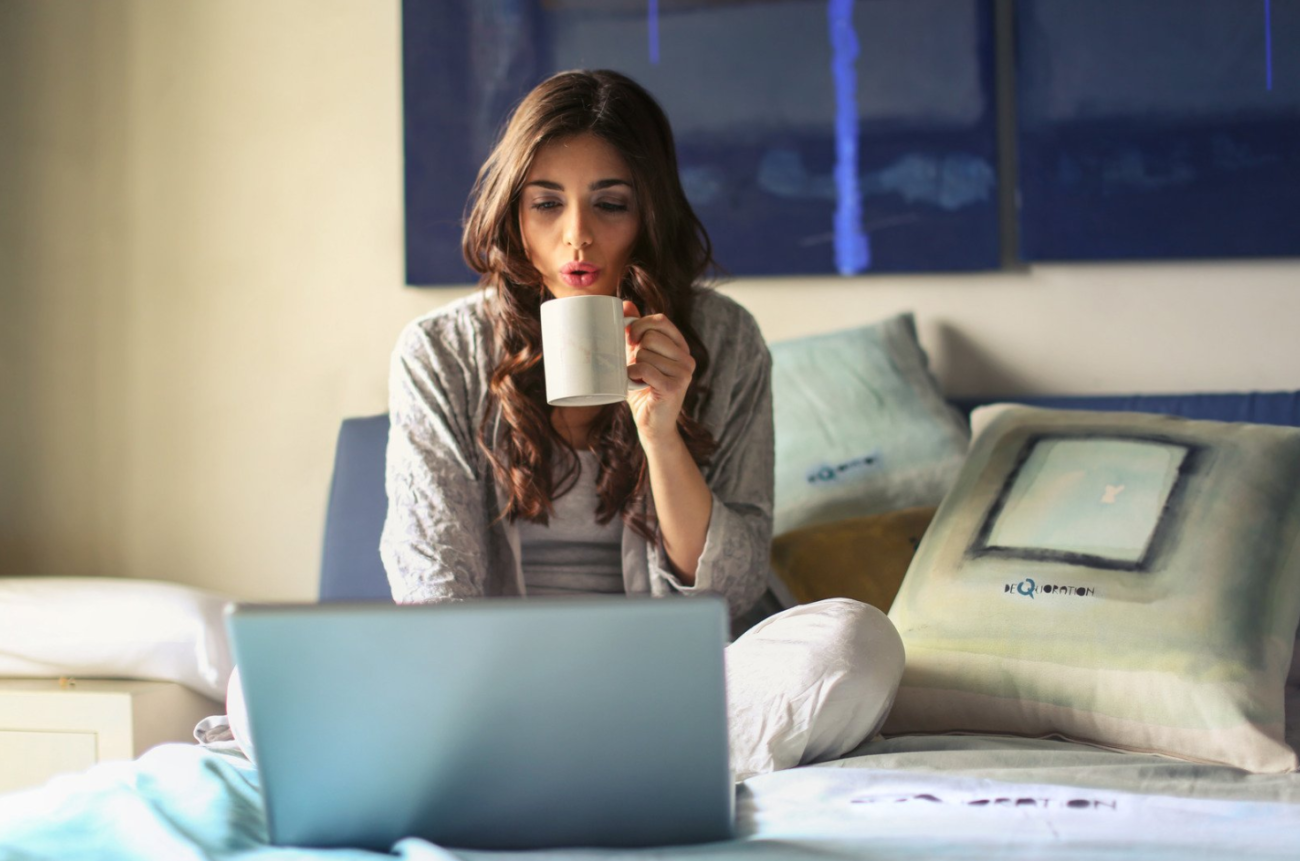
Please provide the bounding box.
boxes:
[560,261,602,288]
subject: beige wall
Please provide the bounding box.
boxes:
[2,1,1298,601]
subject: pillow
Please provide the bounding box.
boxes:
[769,313,969,537]
[0,577,235,701]
[884,404,1300,772]
[771,506,937,612]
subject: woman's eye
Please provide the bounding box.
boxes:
[530,200,560,212]
[596,200,629,213]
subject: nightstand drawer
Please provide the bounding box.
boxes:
[0,679,222,795]
[0,730,98,794]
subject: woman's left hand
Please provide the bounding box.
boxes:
[623,300,695,447]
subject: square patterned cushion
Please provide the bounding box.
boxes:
[885,404,1300,773]
[769,313,969,537]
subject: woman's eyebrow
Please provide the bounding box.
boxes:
[523,178,632,191]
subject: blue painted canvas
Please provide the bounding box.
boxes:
[402,0,1001,285]
[1016,0,1300,261]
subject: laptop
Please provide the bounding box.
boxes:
[225,597,734,851]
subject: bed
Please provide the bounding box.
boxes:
[3,313,1300,859]
[5,722,1300,860]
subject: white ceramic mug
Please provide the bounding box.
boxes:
[540,295,649,406]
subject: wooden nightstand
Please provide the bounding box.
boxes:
[0,678,223,795]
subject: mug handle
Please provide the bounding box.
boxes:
[623,315,650,392]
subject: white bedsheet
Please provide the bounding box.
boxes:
[739,766,1300,860]
[3,736,1299,860]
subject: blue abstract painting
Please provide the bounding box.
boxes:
[403,0,1001,285]
[1016,0,1300,261]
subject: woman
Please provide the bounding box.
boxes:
[232,70,903,781]
[381,70,771,617]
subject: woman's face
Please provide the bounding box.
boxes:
[518,133,640,300]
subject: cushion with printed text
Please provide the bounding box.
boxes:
[885,404,1300,772]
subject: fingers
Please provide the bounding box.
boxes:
[627,313,689,353]
[628,360,672,393]
[633,329,692,364]
[629,350,693,386]
[621,307,695,407]
[629,330,695,378]
[628,349,692,386]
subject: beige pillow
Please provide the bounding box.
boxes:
[886,405,1300,773]
[0,576,233,701]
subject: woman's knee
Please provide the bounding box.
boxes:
[783,599,904,760]
[820,598,905,681]
[725,598,905,779]
[744,598,904,679]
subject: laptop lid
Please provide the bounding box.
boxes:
[226,597,733,851]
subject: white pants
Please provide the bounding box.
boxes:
[725,598,904,782]
[226,598,904,783]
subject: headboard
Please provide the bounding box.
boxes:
[319,414,392,602]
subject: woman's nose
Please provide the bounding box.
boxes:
[564,207,593,249]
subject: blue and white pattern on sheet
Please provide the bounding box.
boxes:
[4,736,1300,861]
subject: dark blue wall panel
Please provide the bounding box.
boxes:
[403,0,1001,285]
[1016,0,1300,262]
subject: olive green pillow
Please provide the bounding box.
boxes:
[772,507,937,614]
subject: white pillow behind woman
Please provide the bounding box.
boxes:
[0,576,235,702]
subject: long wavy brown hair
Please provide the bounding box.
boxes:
[462,69,718,538]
